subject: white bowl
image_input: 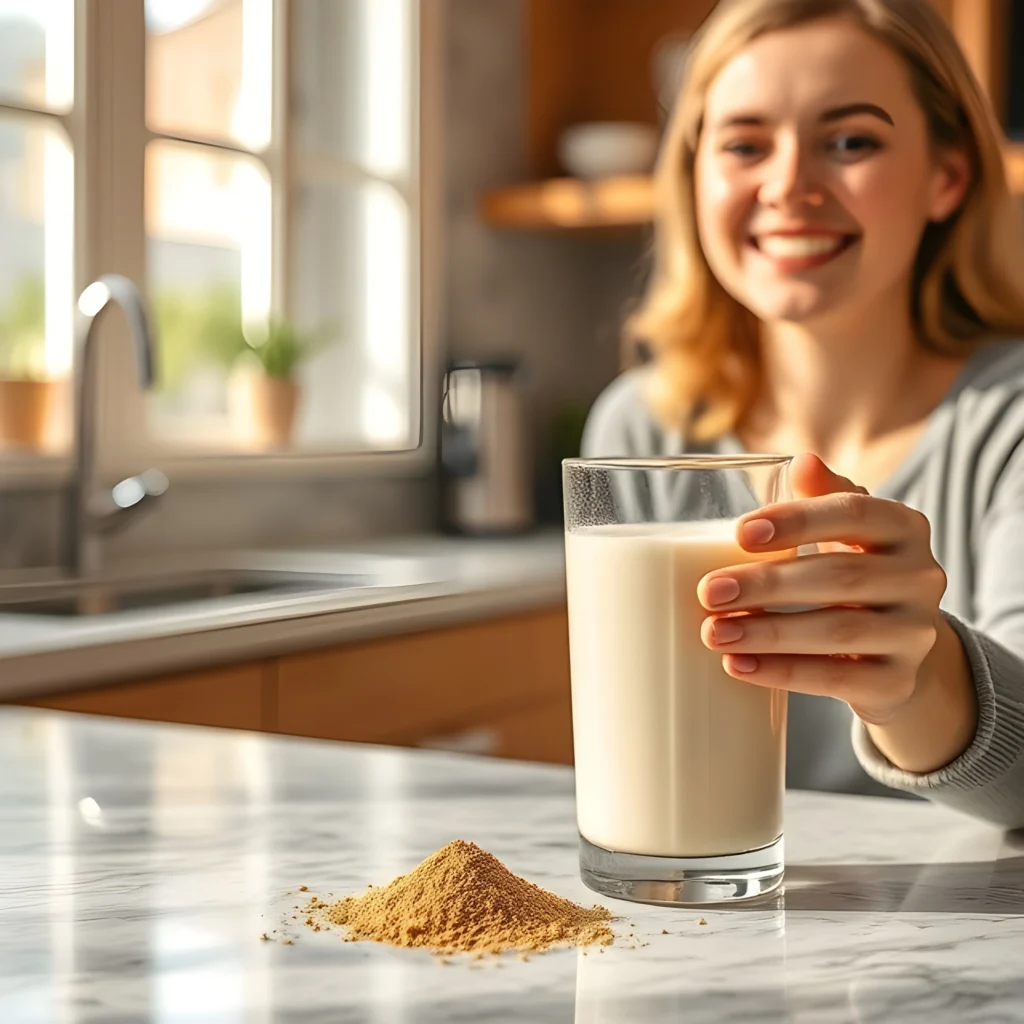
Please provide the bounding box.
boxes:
[557,122,660,180]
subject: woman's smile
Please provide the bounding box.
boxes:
[748,228,861,272]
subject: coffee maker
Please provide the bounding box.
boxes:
[440,359,534,535]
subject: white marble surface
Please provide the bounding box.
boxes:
[1,707,1022,1023]
[0,532,566,700]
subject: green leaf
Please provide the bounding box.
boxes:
[0,276,46,380]
[241,317,335,380]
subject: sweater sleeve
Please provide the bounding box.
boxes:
[853,441,1024,829]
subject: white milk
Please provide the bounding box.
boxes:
[565,521,789,858]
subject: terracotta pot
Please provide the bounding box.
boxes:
[0,378,59,451]
[230,373,300,450]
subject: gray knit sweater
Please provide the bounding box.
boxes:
[581,340,1024,828]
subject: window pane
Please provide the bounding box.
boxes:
[291,177,416,451]
[294,0,415,177]
[145,0,272,150]
[0,117,73,452]
[0,0,74,112]
[146,140,271,447]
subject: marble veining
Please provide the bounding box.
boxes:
[0,707,1022,1023]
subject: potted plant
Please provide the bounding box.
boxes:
[0,279,60,452]
[228,318,328,450]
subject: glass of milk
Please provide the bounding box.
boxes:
[562,455,794,905]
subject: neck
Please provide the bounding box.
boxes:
[744,289,963,467]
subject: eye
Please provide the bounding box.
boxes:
[721,140,765,159]
[828,133,881,161]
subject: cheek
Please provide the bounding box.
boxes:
[842,159,932,254]
[695,155,751,268]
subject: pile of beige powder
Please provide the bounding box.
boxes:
[302,839,613,956]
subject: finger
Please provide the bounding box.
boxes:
[702,607,938,659]
[787,452,869,501]
[720,651,907,706]
[735,492,932,553]
[698,551,945,611]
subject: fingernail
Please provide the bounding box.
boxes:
[740,518,775,546]
[728,654,759,674]
[705,577,740,607]
[711,619,744,644]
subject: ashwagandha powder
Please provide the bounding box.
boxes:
[303,839,613,955]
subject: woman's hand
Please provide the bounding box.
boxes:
[698,453,978,774]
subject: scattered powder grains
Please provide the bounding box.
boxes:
[304,839,613,955]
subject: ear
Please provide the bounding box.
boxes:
[927,147,971,223]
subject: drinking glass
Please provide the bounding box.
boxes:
[563,455,794,905]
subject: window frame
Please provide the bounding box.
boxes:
[0,0,443,489]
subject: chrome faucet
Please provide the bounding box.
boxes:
[66,274,168,578]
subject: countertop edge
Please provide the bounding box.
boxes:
[1,576,567,701]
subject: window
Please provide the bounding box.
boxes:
[1,0,430,478]
[0,1,75,454]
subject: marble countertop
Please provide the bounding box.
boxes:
[1,707,1022,1023]
[0,531,566,699]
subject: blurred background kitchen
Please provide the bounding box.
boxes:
[0,0,1015,767]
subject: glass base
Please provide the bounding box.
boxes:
[579,834,784,906]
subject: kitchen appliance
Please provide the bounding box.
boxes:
[441,359,533,535]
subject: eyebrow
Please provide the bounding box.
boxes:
[715,102,895,129]
[821,102,895,125]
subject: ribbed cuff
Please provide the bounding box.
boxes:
[853,612,1024,796]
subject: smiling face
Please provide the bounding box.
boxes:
[694,17,969,327]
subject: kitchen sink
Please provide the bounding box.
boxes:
[0,569,373,618]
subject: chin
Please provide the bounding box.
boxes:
[740,283,849,324]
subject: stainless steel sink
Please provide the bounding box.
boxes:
[0,569,372,618]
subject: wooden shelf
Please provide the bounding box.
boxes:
[479,175,654,231]
[481,145,1024,234]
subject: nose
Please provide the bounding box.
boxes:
[757,137,824,209]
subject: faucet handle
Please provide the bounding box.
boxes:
[111,469,169,509]
[91,469,169,532]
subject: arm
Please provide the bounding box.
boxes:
[853,444,1024,828]
[698,451,1024,829]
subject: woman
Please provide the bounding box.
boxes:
[583,0,1024,826]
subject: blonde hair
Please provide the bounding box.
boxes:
[630,0,1024,440]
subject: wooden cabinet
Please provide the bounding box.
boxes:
[20,662,272,731]
[482,0,1024,230]
[417,695,574,766]
[274,607,573,763]
[949,0,1006,119]
[11,606,576,765]
[525,0,717,178]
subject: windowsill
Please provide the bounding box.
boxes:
[0,444,436,491]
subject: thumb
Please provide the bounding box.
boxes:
[787,452,869,500]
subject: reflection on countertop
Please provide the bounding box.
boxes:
[0,530,566,699]
[0,706,1022,1024]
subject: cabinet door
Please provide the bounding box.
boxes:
[275,607,571,746]
[19,662,271,731]
[417,694,574,766]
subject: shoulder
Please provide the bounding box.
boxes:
[581,367,666,458]
[949,341,1024,432]
[957,340,1024,396]
[948,341,1024,503]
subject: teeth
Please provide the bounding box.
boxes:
[758,235,844,258]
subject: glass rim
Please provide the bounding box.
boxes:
[563,454,793,471]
